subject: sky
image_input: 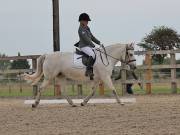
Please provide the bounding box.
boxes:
[0,0,180,64]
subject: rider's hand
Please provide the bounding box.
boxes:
[94,44,100,49]
[100,43,104,48]
[94,43,103,49]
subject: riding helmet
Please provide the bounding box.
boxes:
[79,13,91,22]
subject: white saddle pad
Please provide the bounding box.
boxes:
[73,53,86,69]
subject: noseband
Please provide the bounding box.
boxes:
[125,50,136,64]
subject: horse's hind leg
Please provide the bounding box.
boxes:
[32,79,50,108]
[102,76,123,105]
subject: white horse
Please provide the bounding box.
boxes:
[24,43,136,108]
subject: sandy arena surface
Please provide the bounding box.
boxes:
[1,95,180,135]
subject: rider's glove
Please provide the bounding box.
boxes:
[95,43,103,49]
[94,45,100,49]
[100,43,104,48]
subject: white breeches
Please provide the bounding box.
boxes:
[80,47,95,59]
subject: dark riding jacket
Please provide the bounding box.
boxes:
[78,25,100,48]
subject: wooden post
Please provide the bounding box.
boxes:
[72,84,75,95]
[52,0,61,96]
[52,0,60,51]
[170,53,177,93]
[32,59,38,98]
[77,84,83,97]
[145,52,152,94]
[121,63,127,96]
[8,75,11,94]
[53,79,61,96]
[99,82,104,95]
[19,73,22,93]
[55,84,61,96]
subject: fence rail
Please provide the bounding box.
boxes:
[0,55,40,61]
[134,49,180,55]
[138,64,180,69]
[0,69,33,74]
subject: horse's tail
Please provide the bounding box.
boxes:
[23,54,46,83]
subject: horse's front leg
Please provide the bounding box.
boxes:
[56,77,76,107]
[32,79,50,108]
[62,86,77,107]
[81,82,98,106]
[102,75,124,105]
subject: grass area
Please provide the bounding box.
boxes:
[0,83,180,97]
[133,84,180,94]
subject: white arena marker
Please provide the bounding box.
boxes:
[24,98,136,105]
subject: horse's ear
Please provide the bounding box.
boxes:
[127,43,134,50]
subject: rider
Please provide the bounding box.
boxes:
[78,13,102,80]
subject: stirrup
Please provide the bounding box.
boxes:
[90,74,94,80]
[85,71,88,77]
[85,67,94,80]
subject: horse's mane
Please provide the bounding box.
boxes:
[105,43,127,49]
[104,43,127,52]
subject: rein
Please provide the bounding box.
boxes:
[96,45,110,66]
[95,45,135,66]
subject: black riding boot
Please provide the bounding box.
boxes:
[85,56,94,80]
[85,66,94,80]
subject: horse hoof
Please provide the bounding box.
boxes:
[120,102,125,106]
[32,104,36,108]
[90,76,94,80]
[81,103,85,106]
[72,105,77,107]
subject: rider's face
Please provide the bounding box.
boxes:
[80,21,88,26]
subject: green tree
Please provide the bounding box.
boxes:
[138,26,180,63]
[0,53,11,70]
[11,52,30,69]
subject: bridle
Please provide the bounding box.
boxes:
[95,45,136,66]
[125,51,136,64]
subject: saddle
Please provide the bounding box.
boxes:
[75,48,96,67]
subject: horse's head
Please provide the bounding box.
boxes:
[103,43,136,70]
[125,43,136,70]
